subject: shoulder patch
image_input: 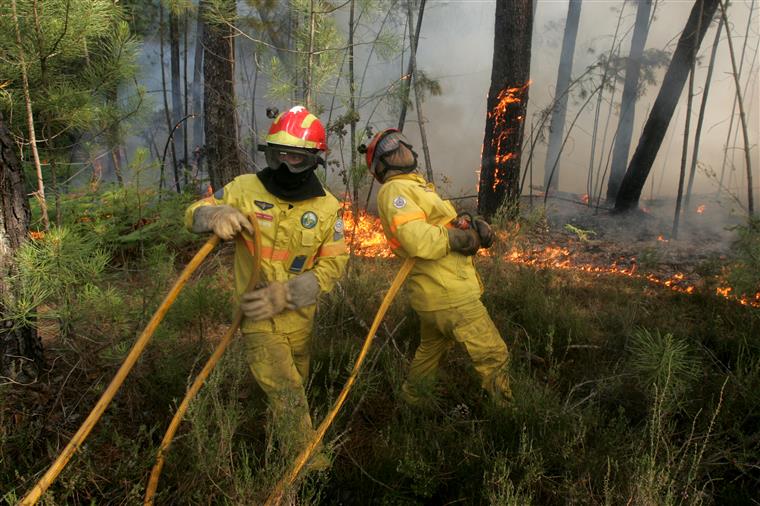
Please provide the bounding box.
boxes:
[393,196,407,209]
[254,200,274,211]
[334,218,344,233]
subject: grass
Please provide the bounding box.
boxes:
[2,188,759,504]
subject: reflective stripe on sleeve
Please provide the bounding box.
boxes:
[389,211,426,233]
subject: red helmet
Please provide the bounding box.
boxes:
[265,105,327,151]
[364,128,415,180]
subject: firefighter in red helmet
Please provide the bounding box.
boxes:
[361,128,511,407]
[185,106,348,470]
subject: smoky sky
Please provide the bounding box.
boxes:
[128,0,758,210]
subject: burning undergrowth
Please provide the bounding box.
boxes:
[340,195,759,308]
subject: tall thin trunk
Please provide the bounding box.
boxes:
[607,0,652,200]
[183,11,189,187]
[159,4,178,192]
[588,2,626,203]
[718,0,754,218]
[673,1,704,238]
[685,14,723,208]
[716,0,755,195]
[191,12,204,171]
[406,0,433,182]
[397,0,426,131]
[349,0,358,204]
[170,9,184,192]
[543,0,582,191]
[615,0,719,212]
[305,0,316,109]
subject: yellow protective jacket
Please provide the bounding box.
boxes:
[185,174,348,333]
[377,173,482,311]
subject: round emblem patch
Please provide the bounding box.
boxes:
[393,196,407,209]
[334,218,344,233]
[301,211,318,229]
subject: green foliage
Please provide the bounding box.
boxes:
[0,0,141,169]
[725,220,760,297]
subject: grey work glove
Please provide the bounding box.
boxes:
[286,271,321,309]
[241,281,289,321]
[192,205,253,240]
[473,217,494,249]
[448,227,481,256]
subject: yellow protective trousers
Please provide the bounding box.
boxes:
[401,299,511,406]
[243,327,316,456]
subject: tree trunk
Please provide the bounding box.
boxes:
[170,9,184,191]
[11,0,49,231]
[478,0,532,219]
[607,0,652,201]
[159,4,178,193]
[615,0,719,213]
[202,0,243,190]
[685,14,723,208]
[405,0,434,183]
[718,0,754,218]
[0,113,43,382]
[543,0,582,191]
[191,13,204,173]
[397,0,426,132]
[673,1,705,239]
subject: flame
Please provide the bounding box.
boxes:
[657,235,669,243]
[29,231,45,240]
[341,203,393,258]
[696,204,706,215]
[342,207,759,308]
[581,194,590,205]
[486,82,530,192]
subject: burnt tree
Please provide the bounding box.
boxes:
[478,0,533,219]
[615,0,718,212]
[202,0,243,190]
[0,113,43,382]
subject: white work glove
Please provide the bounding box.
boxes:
[286,271,321,309]
[241,281,289,321]
[240,272,321,321]
[192,205,253,240]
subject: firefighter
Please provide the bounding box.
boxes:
[361,128,511,407]
[185,105,348,470]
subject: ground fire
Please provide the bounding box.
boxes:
[340,205,760,308]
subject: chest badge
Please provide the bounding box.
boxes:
[254,200,274,211]
[393,196,407,209]
[301,211,318,229]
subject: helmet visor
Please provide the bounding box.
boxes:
[264,145,320,173]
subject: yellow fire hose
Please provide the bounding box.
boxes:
[264,256,417,506]
[144,217,262,505]
[19,235,221,506]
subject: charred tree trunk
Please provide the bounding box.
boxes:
[202,0,243,190]
[478,0,532,219]
[406,0,434,183]
[0,113,43,383]
[607,0,652,201]
[615,0,719,213]
[543,0,582,191]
